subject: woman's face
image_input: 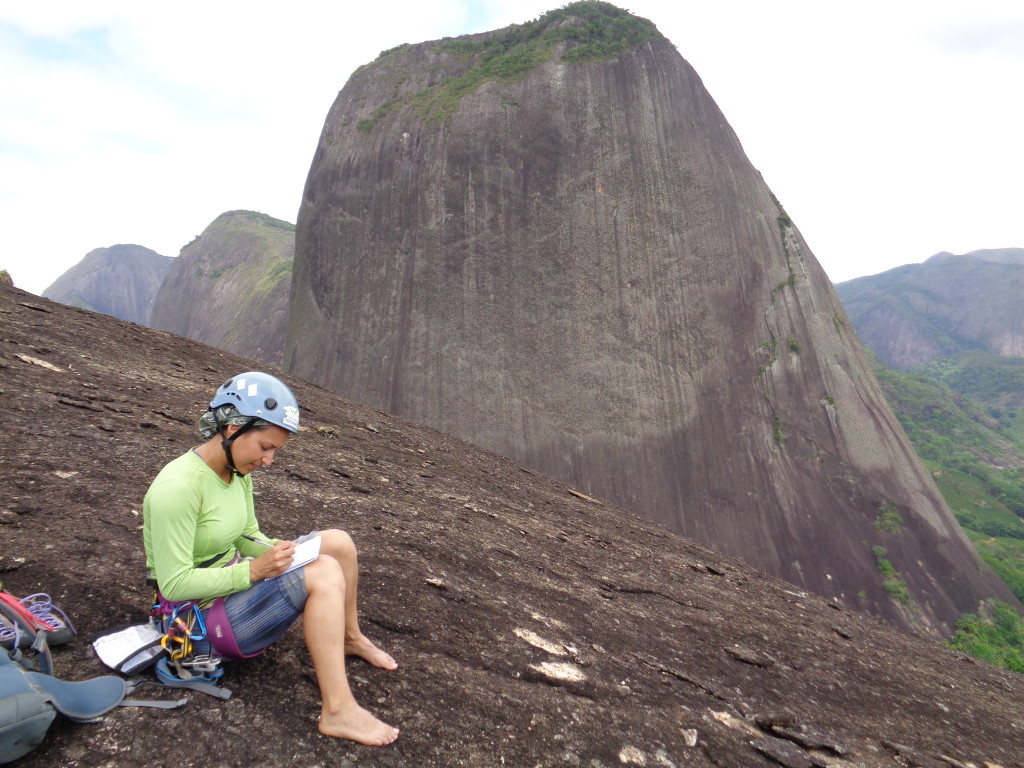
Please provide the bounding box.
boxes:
[224,424,290,475]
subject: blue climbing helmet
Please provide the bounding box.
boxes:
[210,372,300,434]
[209,373,300,476]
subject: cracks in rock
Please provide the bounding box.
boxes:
[773,196,805,295]
[366,614,421,639]
[752,196,814,456]
[724,645,775,669]
[634,652,738,706]
[597,579,710,613]
[283,468,320,483]
[754,713,849,757]
[151,408,192,424]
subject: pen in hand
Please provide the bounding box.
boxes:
[242,534,274,549]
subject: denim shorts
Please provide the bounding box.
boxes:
[197,531,315,657]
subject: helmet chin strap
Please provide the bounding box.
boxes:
[220,418,260,476]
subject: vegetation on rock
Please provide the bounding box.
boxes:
[150,209,294,367]
[872,546,912,605]
[949,599,1024,672]
[370,1,666,125]
[235,209,297,232]
[874,503,903,534]
[438,0,665,65]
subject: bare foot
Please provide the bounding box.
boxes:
[319,705,399,746]
[345,633,398,670]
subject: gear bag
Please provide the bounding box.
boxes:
[0,651,128,764]
[2,590,186,764]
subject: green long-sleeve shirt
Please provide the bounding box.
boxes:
[143,450,277,602]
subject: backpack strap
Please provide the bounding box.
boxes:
[121,697,190,710]
[197,549,233,569]
[22,669,127,724]
[154,658,232,700]
[121,679,190,710]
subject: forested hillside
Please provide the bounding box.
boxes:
[873,355,1024,669]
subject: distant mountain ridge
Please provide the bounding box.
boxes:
[42,244,171,325]
[149,210,294,367]
[928,247,1024,266]
[835,248,1024,370]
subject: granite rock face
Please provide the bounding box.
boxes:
[3,281,1023,768]
[150,210,293,367]
[285,7,1016,635]
[836,248,1024,370]
[43,244,171,325]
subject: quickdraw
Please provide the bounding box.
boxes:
[151,596,224,685]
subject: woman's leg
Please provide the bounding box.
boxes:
[303,555,399,745]
[317,529,397,669]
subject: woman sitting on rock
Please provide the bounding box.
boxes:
[143,371,399,746]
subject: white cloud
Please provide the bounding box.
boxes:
[1,1,1023,293]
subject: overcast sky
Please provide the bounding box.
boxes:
[2,1,1022,296]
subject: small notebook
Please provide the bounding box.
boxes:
[93,622,165,674]
[285,535,321,573]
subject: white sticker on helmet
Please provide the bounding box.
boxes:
[283,405,300,429]
[247,383,258,397]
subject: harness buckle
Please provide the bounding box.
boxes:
[181,654,222,674]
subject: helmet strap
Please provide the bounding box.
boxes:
[219,418,260,477]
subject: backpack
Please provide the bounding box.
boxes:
[0,650,129,764]
[1,591,185,764]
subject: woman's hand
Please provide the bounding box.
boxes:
[248,540,296,582]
